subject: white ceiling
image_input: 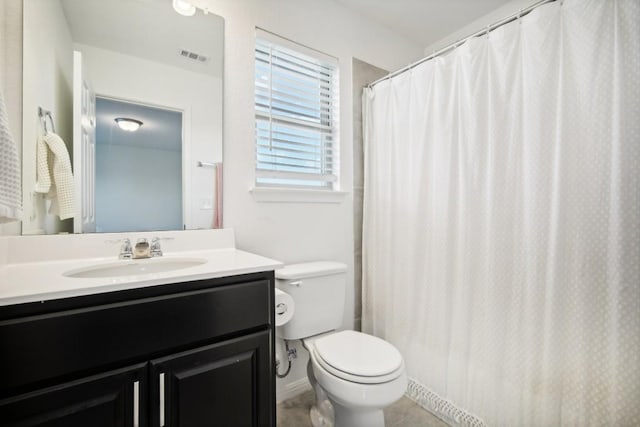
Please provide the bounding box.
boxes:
[334,0,515,47]
[61,0,224,78]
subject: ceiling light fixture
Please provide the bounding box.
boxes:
[115,118,143,132]
[172,0,196,16]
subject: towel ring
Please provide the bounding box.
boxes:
[38,107,56,134]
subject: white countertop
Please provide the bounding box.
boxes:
[0,229,283,307]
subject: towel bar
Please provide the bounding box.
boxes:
[196,161,217,168]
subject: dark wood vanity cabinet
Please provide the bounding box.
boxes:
[1,363,147,427]
[150,331,272,427]
[0,272,276,427]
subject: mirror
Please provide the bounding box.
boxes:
[21,0,223,235]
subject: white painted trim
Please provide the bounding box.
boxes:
[256,28,338,66]
[277,377,312,403]
[250,187,348,204]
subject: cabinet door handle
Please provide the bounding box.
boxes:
[159,372,165,427]
[133,380,140,427]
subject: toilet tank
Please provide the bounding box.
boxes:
[276,261,347,340]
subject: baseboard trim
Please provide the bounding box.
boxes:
[277,377,312,403]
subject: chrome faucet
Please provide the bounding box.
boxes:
[133,238,151,259]
[119,238,133,259]
[110,236,172,259]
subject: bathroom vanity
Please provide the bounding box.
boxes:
[0,229,281,427]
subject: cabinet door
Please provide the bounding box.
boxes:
[0,363,147,427]
[150,330,274,427]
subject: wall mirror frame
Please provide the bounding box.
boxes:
[21,0,224,236]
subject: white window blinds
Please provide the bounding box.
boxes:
[255,31,339,189]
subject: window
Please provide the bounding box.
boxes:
[255,30,339,190]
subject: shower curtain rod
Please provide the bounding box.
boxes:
[367,0,556,88]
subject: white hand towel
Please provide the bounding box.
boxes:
[35,132,51,193]
[34,132,76,220]
[0,91,22,222]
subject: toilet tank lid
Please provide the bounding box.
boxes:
[276,261,347,280]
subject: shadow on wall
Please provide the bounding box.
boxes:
[351,57,387,332]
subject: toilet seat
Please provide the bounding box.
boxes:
[311,331,404,384]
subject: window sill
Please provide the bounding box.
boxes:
[250,187,348,203]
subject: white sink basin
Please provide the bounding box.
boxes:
[63,257,208,279]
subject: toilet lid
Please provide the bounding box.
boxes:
[314,330,403,378]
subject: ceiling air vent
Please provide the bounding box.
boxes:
[179,49,209,63]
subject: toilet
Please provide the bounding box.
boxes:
[276,262,407,427]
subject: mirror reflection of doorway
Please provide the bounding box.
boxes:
[95,97,183,232]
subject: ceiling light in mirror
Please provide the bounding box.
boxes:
[115,117,143,132]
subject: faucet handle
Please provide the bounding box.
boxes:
[150,236,173,257]
[122,239,133,257]
[106,237,133,259]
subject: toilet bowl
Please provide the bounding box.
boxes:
[303,331,407,427]
[275,262,407,427]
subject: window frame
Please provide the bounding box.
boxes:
[254,29,340,194]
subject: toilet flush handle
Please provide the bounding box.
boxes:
[288,280,302,287]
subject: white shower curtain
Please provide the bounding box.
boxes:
[362,1,639,426]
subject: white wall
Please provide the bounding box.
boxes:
[96,144,182,232]
[74,44,222,230]
[189,0,424,400]
[21,0,74,235]
[424,0,534,53]
[0,0,22,237]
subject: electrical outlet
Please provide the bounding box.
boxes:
[199,197,213,210]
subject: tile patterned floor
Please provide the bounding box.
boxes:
[277,390,450,427]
